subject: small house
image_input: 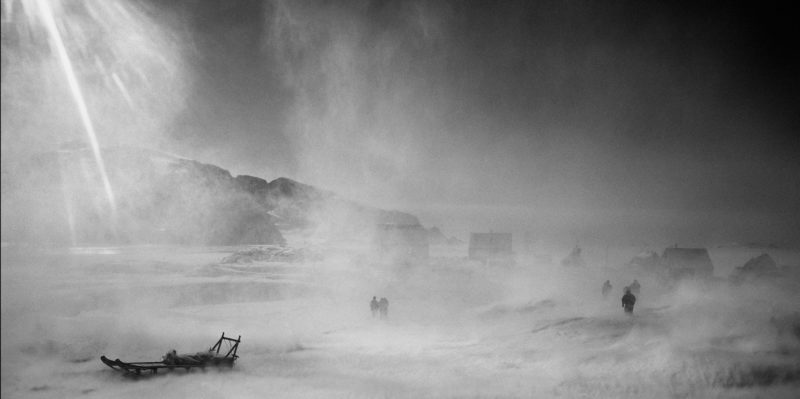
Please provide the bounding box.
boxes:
[661,247,714,279]
[731,253,780,283]
[469,233,514,264]
[628,250,660,271]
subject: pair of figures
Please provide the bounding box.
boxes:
[370,296,389,319]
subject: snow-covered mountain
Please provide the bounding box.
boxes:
[1,145,419,246]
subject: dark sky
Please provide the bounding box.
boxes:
[146,0,798,211]
[2,0,798,241]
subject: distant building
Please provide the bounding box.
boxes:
[373,224,429,265]
[469,233,514,265]
[661,247,714,279]
[731,253,780,283]
[627,250,660,271]
[561,245,586,267]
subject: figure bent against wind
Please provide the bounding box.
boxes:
[622,287,636,315]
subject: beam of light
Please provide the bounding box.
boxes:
[35,0,118,221]
[2,0,13,23]
[111,72,134,109]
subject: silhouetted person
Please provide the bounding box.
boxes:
[378,297,389,319]
[370,296,379,318]
[602,280,612,298]
[622,288,636,314]
[630,279,641,295]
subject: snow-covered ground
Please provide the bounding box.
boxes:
[2,241,799,398]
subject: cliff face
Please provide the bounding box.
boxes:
[236,175,420,232]
[2,146,421,246]
[2,147,284,246]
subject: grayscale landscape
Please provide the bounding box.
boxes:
[2,1,799,398]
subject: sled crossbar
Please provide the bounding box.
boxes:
[209,332,241,361]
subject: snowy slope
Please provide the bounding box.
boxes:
[2,242,798,398]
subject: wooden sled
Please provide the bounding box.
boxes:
[101,332,240,375]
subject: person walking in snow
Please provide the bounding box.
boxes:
[378,297,389,319]
[622,287,636,314]
[370,296,379,318]
[602,280,612,298]
[630,279,641,295]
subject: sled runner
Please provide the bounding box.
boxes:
[100,333,240,375]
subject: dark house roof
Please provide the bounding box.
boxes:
[740,253,778,273]
[661,247,714,277]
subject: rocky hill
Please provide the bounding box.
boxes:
[1,145,421,246]
[235,175,419,232]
